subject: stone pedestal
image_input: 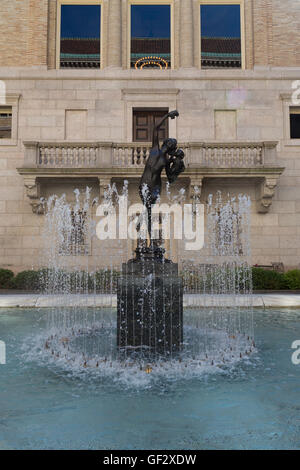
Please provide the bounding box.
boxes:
[117,249,183,356]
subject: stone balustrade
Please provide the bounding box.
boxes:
[112,143,191,168]
[112,143,151,168]
[39,143,100,168]
[201,143,263,167]
[23,141,278,170]
[20,140,283,215]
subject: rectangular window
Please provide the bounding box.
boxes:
[0,107,12,139]
[200,3,242,68]
[290,107,300,139]
[131,4,171,69]
[59,3,101,69]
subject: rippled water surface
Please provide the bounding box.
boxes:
[0,308,300,450]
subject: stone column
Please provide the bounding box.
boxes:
[262,141,278,165]
[96,142,113,167]
[107,0,122,67]
[23,141,38,168]
[180,0,194,68]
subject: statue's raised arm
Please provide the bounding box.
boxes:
[152,110,179,148]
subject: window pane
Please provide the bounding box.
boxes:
[131,5,171,69]
[200,4,241,68]
[0,107,12,139]
[60,4,101,69]
[290,109,300,139]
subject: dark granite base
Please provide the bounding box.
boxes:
[117,255,183,355]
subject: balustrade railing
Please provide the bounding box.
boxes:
[22,141,278,170]
[39,143,99,168]
[112,143,151,167]
[200,143,264,168]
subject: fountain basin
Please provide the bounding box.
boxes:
[0,307,300,450]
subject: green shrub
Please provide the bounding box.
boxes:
[31,269,91,294]
[40,268,121,294]
[94,269,120,293]
[5,268,122,293]
[0,269,14,288]
[180,265,252,294]
[252,267,287,290]
[284,270,300,290]
[5,266,296,292]
[11,270,42,291]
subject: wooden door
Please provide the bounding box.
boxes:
[133,108,169,142]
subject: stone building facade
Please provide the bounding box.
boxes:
[0,0,299,272]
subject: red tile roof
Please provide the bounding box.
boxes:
[131,38,170,54]
[61,38,100,54]
[201,37,241,54]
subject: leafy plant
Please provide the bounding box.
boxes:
[252,267,288,290]
[11,270,42,291]
[284,270,300,290]
[93,269,120,293]
[3,266,299,292]
[0,269,14,288]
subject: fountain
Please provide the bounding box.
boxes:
[36,112,254,376]
[117,110,185,356]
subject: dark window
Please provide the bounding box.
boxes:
[290,109,300,139]
[133,108,169,142]
[60,4,101,69]
[131,5,171,69]
[0,107,12,139]
[200,4,242,68]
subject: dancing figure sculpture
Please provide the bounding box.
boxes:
[118,111,184,352]
[138,110,185,249]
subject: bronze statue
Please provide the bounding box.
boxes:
[138,110,185,248]
[118,111,184,353]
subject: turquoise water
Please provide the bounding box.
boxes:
[0,308,300,450]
